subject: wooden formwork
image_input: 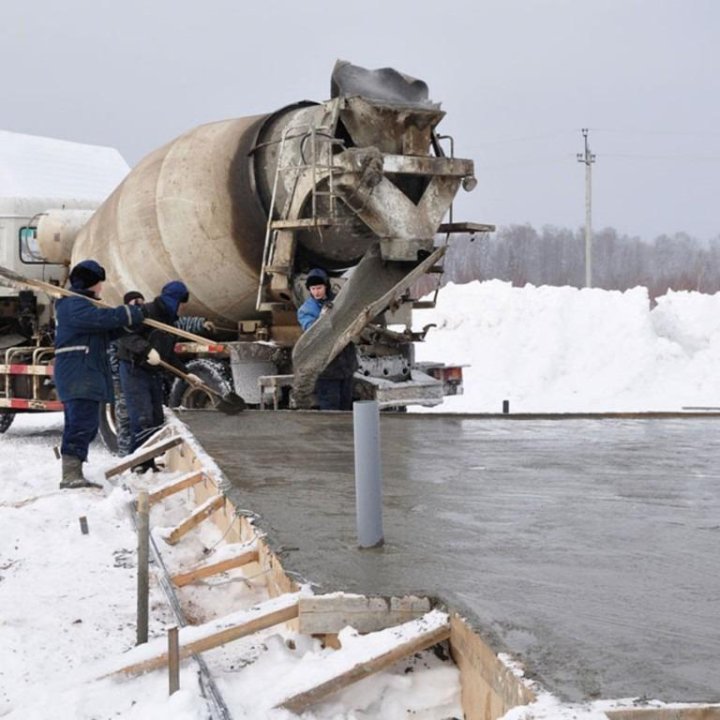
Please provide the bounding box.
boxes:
[109,422,720,719]
[155,424,538,719]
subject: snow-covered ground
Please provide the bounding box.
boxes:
[2,281,719,719]
[0,414,462,720]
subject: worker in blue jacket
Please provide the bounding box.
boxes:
[54,259,144,489]
[297,268,358,410]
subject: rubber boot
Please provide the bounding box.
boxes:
[60,455,101,489]
[131,459,158,475]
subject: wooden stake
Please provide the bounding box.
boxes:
[136,491,150,645]
[168,626,180,695]
[79,516,89,535]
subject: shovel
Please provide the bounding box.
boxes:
[0,263,245,414]
[0,264,216,346]
[155,359,245,415]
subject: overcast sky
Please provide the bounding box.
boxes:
[2,0,718,241]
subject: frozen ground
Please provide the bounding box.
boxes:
[0,414,462,720]
[2,281,719,718]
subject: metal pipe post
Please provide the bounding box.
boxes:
[353,400,384,548]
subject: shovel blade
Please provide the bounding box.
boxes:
[214,392,246,415]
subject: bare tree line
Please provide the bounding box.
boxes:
[426,225,720,299]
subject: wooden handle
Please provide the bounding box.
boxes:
[155,358,221,399]
[0,265,214,346]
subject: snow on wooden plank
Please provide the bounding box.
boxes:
[275,609,450,713]
[105,436,184,478]
[171,546,259,587]
[147,469,206,505]
[101,592,301,678]
[163,493,226,545]
[298,593,431,634]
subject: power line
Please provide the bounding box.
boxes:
[589,127,720,138]
[602,152,720,162]
[472,130,576,146]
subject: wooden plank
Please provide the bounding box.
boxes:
[136,423,173,449]
[105,435,184,478]
[105,593,301,677]
[147,470,206,506]
[171,548,259,587]
[277,611,450,713]
[449,613,534,720]
[164,494,226,545]
[298,594,431,634]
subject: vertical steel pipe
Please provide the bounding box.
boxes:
[353,400,384,548]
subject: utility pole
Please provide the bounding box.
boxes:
[576,128,596,288]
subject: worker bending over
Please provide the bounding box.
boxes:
[116,280,202,470]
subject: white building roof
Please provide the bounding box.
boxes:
[0,129,129,201]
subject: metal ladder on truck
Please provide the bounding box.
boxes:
[256,104,344,313]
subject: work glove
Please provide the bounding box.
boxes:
[185,373,203,387]
[146,349,161,366]
[202,320,216,333]
[319,301,333,317]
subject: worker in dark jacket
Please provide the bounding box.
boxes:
[296,268,358,410]
[54,259,144,489]
[116,281,202,467]
[110,289,215,456]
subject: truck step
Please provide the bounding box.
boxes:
[270,218,335,230]
[437,221,496,234]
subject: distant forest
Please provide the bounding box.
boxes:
[428,225,720,300]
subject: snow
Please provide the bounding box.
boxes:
[415,280,720,413]
[3,280,720,719]
[0,414,462,720]
[0,129,128,201]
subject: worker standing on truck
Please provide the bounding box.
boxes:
[116,281,203,471]
[297,268,358,410]
[54,260,145,489]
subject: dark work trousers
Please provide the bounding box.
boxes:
[315,377,354,411]
[111,369,132,456]
[119,361,165,452]
[61,398,101,461]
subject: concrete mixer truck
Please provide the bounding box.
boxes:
[0,61,490,442]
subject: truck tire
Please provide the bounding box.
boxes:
[167,359,233,410]
[98,403,119,454]
[0,411,16,434]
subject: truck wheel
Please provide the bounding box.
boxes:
[0,411,16,434]
[98,403,119,454]
[167,359,232,410]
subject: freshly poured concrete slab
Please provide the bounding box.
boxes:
[179,410,720,704]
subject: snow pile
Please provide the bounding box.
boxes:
[415,280,720,413]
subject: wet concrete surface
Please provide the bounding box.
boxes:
[180,410,720,703]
